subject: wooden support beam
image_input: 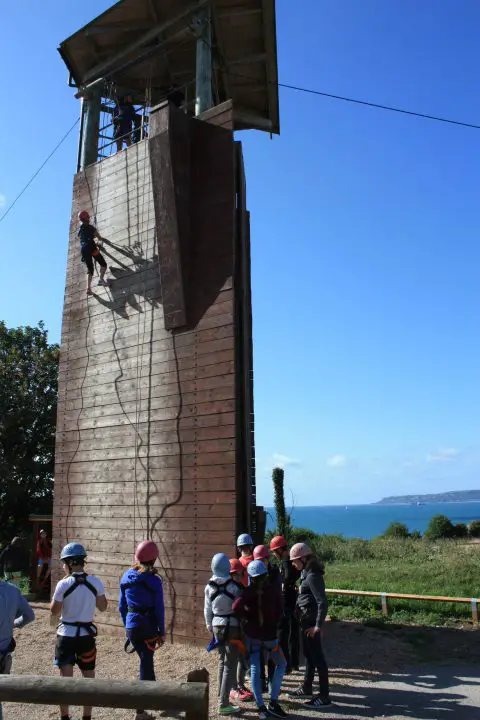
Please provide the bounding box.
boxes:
[0,674,209,714]
[82,0,208,85]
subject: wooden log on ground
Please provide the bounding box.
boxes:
[0,674,209,715]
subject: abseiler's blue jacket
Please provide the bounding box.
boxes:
[119,568,165,636]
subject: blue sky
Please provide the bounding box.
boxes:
[2,1,480,506]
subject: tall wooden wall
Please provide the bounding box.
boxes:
[53,101,255,643]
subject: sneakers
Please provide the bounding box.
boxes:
[288,687,313,699]
[230,688,253,703]
[305,695,332,708]
[267,701,288,718]
[218,705,241,716]
[97,278,109,286]
[257,706,270,720]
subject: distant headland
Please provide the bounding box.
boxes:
[375,490,480,505]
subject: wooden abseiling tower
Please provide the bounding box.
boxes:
[54,0,279,642]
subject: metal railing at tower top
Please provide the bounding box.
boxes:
[96,97,150,161]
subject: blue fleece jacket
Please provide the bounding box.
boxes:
[118,568,165,635]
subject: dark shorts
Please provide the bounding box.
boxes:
[54,634,97,670]
[82,250,107,275]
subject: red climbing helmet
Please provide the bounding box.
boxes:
[253,544,270,560]
[135,540,159,564]
[270,535,288,552]
[78,210,90,222]
[229,559,243,574]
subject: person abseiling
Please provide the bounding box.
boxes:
[269,536,300,673]
[51,542,108,720]
[77,210,108,296]
[232,560,287,720]
[237,533,254,574]
[228,559,253,703]
[0,576,35,720]
[204,553,244,715]
[288,543,331,708]
[119,540,165,720]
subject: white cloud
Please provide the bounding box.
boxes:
[271,453,301,469]
[327,454,347,468]
[426,448,460,463]
[0,194,5,209]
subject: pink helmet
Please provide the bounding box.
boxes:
[78,210,90,222]
[290,542,311,561]
[135,540,159,564]
[253,544,270,560]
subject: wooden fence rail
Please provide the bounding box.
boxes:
[0,669,209,718]
[326,588,479,622]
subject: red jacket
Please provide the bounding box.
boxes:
[232,580,283,641]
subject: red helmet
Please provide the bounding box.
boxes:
[253,544,270,560]
[229,559,243,574]
[270,535,288,552]
[78,210,90,222]
[135,540,159,564]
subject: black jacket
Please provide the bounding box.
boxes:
[0,543,29,575]
[279,559,300,613]
[296,557,328,628]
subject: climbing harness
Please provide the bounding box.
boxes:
[121,576,163,653]
[63,572,98,600]
[58,573,98,637]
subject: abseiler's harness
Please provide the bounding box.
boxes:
[59,573,98,637]
[121,576,163,653]
[209,580,243,646]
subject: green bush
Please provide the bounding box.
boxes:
[468,520,480,538]
[425,514,455,540]
[382,522,410,539]
[453,523,468,538]
[410,530,422,540]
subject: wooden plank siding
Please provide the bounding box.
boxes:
[53,101,255,643]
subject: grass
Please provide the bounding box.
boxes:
[272,530,480,626]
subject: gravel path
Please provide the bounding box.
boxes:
[2,607,479,719]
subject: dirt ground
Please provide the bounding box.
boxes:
[2,606,480,719]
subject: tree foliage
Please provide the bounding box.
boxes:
[468,520,480,538]
[425,514,455,540]
[272,467,291,539]
[0,321,59,544]
[382,522,410,539]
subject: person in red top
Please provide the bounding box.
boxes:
[228,559,253,704]
[36,529,52,589]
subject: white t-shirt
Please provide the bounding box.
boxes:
[53,573,105,637]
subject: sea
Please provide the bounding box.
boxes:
[265,502,480,540]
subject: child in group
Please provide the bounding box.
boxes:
[237,533,254,574]
[119,541,165,720]
[232,560,287,720]
[204,553,244,715]
[228,559,253,704]
[50,543,108,720]
[77,210,108,296]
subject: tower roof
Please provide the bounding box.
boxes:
[58,0,280,134]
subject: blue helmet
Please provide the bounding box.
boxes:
[60,543,87,560]
[237,533,253,547]
[211,553,230,579]
[247,559,268,578]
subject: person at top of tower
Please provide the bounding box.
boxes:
[50,542,108,720]
[77,210,108,296]
[113,94,141,152]
[119,541,165,720]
